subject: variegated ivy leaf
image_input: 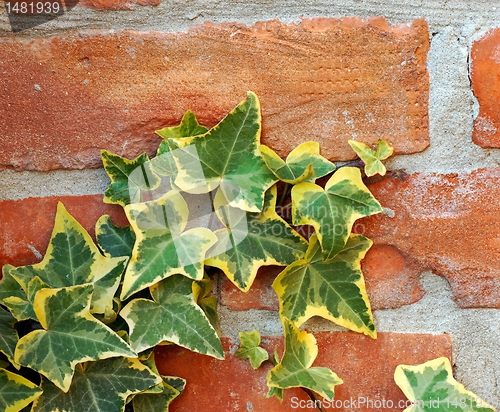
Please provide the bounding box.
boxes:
[167,91,278,212]
[193,275,220,334]
[267,347,285,401]
[101,150,161,207]
[121,190,217,300]
[121,275,224,359]
[0,368,42,412]
[260,142,335,184]
[155,109,209,159]
[14,284,136,392]
[394,357,495,412]
[133,376,186,412]
[273,234,376,338]
[0,307,19,368]
[96,215,136,259]
[292,167,382,260]
[348,139,394,177]
[3,277,50,322]
[32,357,161,412]
[235,330,269,369]
[267,318,343,400]
[10,203,128,315]
[205,185,308,292]
[0,265,25,304]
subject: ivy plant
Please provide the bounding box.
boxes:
[1,91,403,411]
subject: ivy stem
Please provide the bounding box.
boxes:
[301,388,328,412]
[335,158,365,169]
[278,182,290,206]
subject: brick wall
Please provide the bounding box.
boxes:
[1,1,500,409]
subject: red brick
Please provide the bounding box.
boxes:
[0,195,127,268]
[363,168,500,308]
[0,18,429,171]
[155,332,452,411]
[471,28,500,148]
[220,266,280,312]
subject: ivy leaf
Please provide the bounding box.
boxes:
[155,110,209,159]
[235,330,269,369]
[273,234,376,338]
[120,275,224,359]
[205,185,308,292]
[394,357,495,411]
[3,277,50,322]
[32,357,161,412]
[96,215,136,259]
[132,376,186,412]
[260,142,335,184]
[292,167,382,260]
[167,91,278,212]
[267,318,343,400]
[14,284,136,392]
[0,265,25,304]
[10,203,128,314]
[0,368,42,412]
[101,150,161,207]
[121,190,217,300]
[266,346,284,401]
[0,307,19,368]
[348,139,394,177]
[193,276,220,334]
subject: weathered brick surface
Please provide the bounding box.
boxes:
[0,195,127,268]
[363,168,500,308]
[0,17,429,170]
[155,332,452,411]
[471,28,500,148]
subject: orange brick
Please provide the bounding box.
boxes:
[155,332,452,411]
[363,168,500,308]
[0,18,429,170]
[0,195,127,268]
[471,28,500,148]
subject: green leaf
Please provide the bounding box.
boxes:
[156,110,208,141]
[260,142,335,184]
[32,357,161,412]
[121,275,224,359]
[205,185,308,292]
[121,190,217,300]
[235,330,269,369]
[273,234,376,338]
[155,110,209,163]
[0,265,25,304]
[394,357,495,411]
[96,215,136,259]
[348,139,394,177]
[10,203,128,315]
[267,318,342,400]
[3,277,50,322]
[0,368,42,412]
[101,150,161,207]
[133,376,185,412]
[167,91,278,212]
[193,276,220,334]
[292,167,382,260]
[0,307,19,368]
[14,284,136,392]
